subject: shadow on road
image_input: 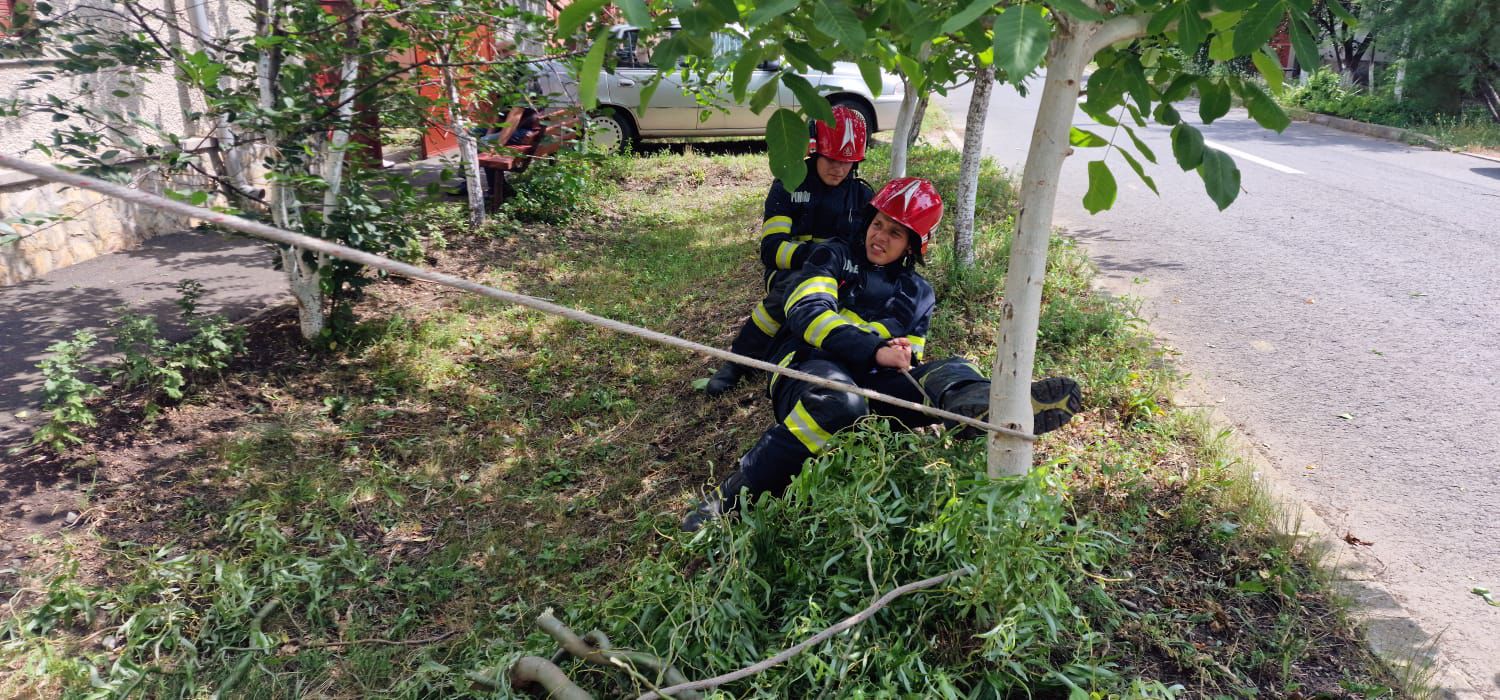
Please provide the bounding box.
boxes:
[1470,167,1500,180]
[0,231,280,447]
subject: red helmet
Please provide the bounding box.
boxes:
[810,105,867,162]
[871,177,943,254]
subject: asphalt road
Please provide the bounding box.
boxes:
[0,231,283,451]
[938,80,1499,697]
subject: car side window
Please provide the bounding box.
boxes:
[615,30,652,69]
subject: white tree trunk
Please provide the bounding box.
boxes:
[442,60,487,227]
[888,43,932,179]
[987,29,1094,478]
[257,0,327,341]
[953,60,995,268]
[322,12,362,216]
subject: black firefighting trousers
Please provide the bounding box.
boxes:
[737,356,987,497]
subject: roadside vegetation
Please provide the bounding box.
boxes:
[1281,69,1500,152]
[1,144,1397,698]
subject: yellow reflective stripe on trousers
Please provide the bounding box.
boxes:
[750,301,781,336]
[804,309,851,347]
[906,335,926,360]
[760,215,792,239]
[768,351,796,392]
[784,400,833,453]
[785,276,838,311]
[775,241,800,269]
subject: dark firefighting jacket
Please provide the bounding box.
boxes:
[758,160,874,275]
[764,238,935,378]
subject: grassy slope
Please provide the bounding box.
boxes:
[0,145,1395,698]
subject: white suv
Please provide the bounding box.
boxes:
[531,25,904,152]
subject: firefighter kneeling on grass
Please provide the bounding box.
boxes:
[682,177,1085,532]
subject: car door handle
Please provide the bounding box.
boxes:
[617,78,635,87]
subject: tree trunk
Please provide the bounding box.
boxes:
[953,60,995,269]
[442,58,487,227]
[257,0,327,341]
[987,29,1093,478]
[888,43,932,179]
[906,92,929,151]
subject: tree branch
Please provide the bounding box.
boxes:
[635,566,974,700]
[1086,12,1151,55]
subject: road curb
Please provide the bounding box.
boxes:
[1287,108,1446,150]
[1170,380,1490,699]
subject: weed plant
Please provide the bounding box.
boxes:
[31,330,103,452]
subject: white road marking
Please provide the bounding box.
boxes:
[1204,139,1304,175]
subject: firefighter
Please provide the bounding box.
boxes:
[702,105,875,396]
[682,177,1082,532]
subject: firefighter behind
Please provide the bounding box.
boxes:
[702,105,875,396]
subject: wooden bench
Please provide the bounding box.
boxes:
[477,106,584,212]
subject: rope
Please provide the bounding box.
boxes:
[0,154,1035,442]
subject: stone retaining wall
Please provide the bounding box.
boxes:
[0,168,205,286]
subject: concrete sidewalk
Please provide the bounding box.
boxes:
[0,231,285,451]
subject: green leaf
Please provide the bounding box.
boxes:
[703,0,738,23]
[783,73,834,126]
[732,48,762,101]
[1197,148,1240,210]
[1154,102,1182,126]
[1198,77,1230,123]
[616,0,651,28]
[1045,0,1105,22]
[1326,0,1358,26]
[1214,0,1256,10]
[856,58,884,97]
[692,377,711,391]
[813,0,866,49]
[1176,4,1211,54]
[767,108,809,190]
[939,0,1002,35]
[1083,161,1117,214]
[1252,49,1285,94]
[1170,122,1205,170]
[1288,14,1319,73]
[1123,124,1156,163]
[1234,1,1285,56]
[1241,81,1290,131]
[992,5,1051,85]
[577,27,610,110]
[558,0,609,36]
[1069,127,1109,147]
[1118,147,1159,194]
[748,0,799,26]
[638,78,661,112]
[1208,31,1235,61]
[750,74,782,113]
[784,39,835,73]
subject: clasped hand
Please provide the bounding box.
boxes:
[874,338,913,369]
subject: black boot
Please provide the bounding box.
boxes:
[703,361,746,396]
[680,469,751,532]
[943,376,1083,437]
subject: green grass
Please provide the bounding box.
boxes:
[0,145,1395,698]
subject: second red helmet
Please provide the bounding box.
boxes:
[811,105,868,163]
[871,177,943,255]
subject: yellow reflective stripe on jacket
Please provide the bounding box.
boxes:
[836,308,893,339]
[804,309,851,347]
[750,301,781,336]
[760,215,792,239]
[774,241,800,270]
[785,276,838,311]
[768,351,796,392]
[784,400,833,453]
[906,335,926,361]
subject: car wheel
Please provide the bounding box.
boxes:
[830,97,877,133]
[587,109,637,154]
